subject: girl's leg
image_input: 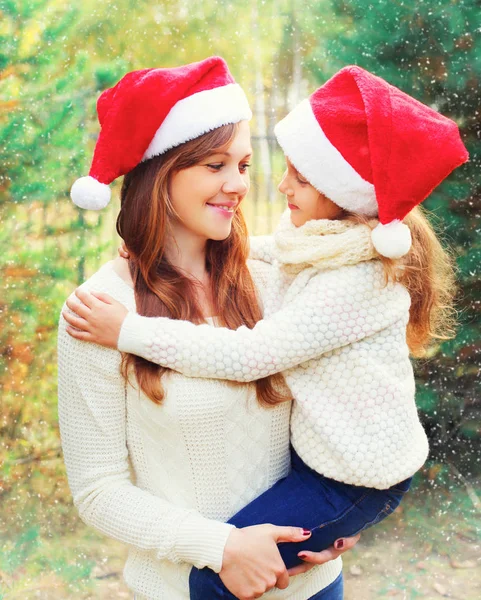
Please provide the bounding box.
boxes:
[308,573,344,599]
[189,447,411,599]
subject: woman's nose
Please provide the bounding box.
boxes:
[223,170,249,195]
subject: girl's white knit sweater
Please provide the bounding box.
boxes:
[117,217,430,490]
[57,260,341,600]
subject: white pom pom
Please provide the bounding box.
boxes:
[371,220,412,259]
[70,176,111,210]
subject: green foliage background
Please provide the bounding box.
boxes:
[0,0,479,597]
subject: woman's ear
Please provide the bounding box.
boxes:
[118,243,130,259]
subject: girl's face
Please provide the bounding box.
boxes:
[169,121,252,243]
[278,158,343,227]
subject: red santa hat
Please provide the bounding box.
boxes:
[71,56,252,210]
[274,65,469,258]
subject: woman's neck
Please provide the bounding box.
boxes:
[166,235,217,317]
[113,230,216,317]
[165,229,208,282]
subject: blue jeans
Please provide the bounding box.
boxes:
[309,573,343,599]
[189,447,411,599]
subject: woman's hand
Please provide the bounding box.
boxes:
[62,288,128,349]
[220,525,311,600]
[287,534,360,577]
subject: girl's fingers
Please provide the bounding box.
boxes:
[90,290,115,305]
[65,326,93,342]
[75,287,98,309]
[65,296,90,319]
[63,311,90,332]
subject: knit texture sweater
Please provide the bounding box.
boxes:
[118,214,430,490]
[57,259,341,600]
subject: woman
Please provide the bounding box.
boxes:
[58,57,355,600]
[66,65,466,600]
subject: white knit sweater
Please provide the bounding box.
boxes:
[118,218,430,490]
[57,260,341,600]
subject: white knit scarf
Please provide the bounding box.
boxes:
[274,210,379,275]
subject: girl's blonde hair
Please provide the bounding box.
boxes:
[345,206,457,357]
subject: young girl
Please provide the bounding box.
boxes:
[59,57,357,600]
[64,66,468,599]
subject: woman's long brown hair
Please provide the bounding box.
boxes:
[345,206,457,357]
[117,124,287,406]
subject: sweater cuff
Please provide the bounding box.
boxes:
[117,312,155,359]
[173,513,235,572]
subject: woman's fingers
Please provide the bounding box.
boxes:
[287,534,360,577]
[301,534,361,564]
[299,548,338,563]
[287,550,338,576]
[333,534,360,554]
[286,562,315,576]
[275,569,290,590]
[62,310,90,332]
[270,525,311,544]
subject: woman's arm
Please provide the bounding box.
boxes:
[57,300,234,572]
[65,263,410,383]
[59,295,342,596]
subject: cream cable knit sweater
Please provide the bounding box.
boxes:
[118,215,429,490]
[58,259,341,600]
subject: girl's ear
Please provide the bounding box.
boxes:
[317,192,343,220]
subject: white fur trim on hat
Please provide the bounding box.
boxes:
[70,176,111,210]
[274,99,378,216]
[143,83,252,160]
[371,220,412,258]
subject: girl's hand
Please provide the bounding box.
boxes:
[62,288,128,349]
[118,243,130,259]
[220,524,311,599]
[287,534,360,577]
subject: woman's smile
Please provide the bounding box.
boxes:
[206,201,237,217]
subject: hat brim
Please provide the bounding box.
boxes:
[274,99,378,216]
[143,83,252,160]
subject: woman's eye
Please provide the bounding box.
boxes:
[207,163,223,171]
[239,163,251,173]
[296,175,308,185]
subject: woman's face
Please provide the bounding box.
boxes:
[169,121,252,243]
[278,158,342,227]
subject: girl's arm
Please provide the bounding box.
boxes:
[119,264,409,382]
[58,298,234,572]
[66,263,409,383]
[249,235,276,263]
